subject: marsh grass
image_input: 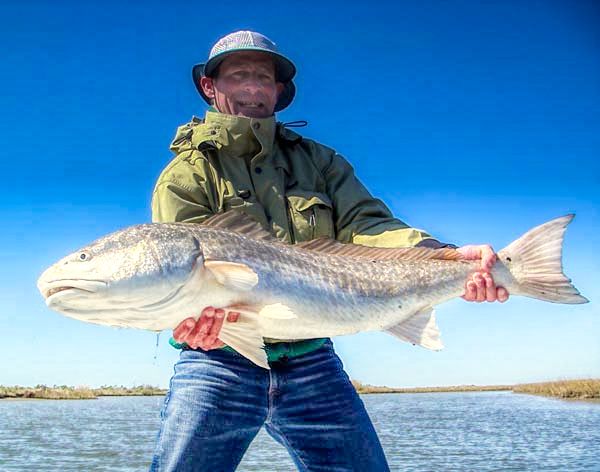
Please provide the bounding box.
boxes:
[512,379,600,399]
[351,379,600,400]
[2,380,598,400]
[351,380,512,394]
[93,385,167,397]
[0,385,166,400]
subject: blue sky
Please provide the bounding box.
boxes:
[1,1,598,388]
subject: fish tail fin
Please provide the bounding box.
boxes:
[497,214,588,304]
[218,309,269,369]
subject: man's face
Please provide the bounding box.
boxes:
[200,51,284,118]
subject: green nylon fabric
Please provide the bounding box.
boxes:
[169,337,327,362]
[153,109,438,359]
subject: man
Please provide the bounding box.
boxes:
[150,31,508,472]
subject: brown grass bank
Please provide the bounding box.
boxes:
[512,379,600,399]
[351,379,600,400]
[0,385,166,400]
[3,380,598,401]
[351,380,512,394]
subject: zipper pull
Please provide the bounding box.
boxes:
[309,209,317,239]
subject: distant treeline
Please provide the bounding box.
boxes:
[2,379,598,401]
[0,385,166,400]
[351,379,600,400]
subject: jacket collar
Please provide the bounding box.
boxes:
[191,108,302,144]
[189,110,275,158]
[171,110,303,173]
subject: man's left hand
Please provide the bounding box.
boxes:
[457,245,509,303]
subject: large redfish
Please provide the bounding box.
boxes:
[37,213,588,368]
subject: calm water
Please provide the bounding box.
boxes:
[0,392,598,471]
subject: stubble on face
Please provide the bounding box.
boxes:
[200,51,284,119]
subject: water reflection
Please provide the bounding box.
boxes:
[0,392,598,471]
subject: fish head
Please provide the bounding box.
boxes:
[37,224,204,319]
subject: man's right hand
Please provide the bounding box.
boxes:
[173,306,240,350]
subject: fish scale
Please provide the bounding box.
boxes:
[196,228,477,338]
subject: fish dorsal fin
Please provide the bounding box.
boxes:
[202,211,279,242]
[295,238,461,261]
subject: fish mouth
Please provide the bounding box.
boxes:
[46,286,76,297]
[40,279,108,301]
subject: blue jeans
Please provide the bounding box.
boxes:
[150,340,390,471]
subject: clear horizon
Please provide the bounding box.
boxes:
[1,1,598,389]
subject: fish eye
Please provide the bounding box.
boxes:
[78,251,92,262]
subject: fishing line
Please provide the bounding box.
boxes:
[153,332,161,363]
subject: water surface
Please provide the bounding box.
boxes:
[0,392,598,471]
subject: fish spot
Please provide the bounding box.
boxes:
[506,257,512,262]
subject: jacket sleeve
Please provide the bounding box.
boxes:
[151,152,213,351]
[151,153,213,224]
[316,148,441,248]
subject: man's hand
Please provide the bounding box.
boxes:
[173,306,240,350]
[457,245,509,303]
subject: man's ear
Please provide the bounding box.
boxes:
[276,82,285,98]
[200,77,215,99]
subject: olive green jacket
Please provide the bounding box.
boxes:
[151,110,443,356]
[152,110,436,248]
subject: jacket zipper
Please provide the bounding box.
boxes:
[285,199,296,244]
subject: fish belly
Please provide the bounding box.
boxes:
[248,255,472,341]
[257,297,419,340]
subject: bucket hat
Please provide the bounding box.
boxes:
[192,31,296,112]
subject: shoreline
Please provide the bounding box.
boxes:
[351,382,513,394]
[0,385,167,401]
[351,379,600,401]
[2,379,598,401]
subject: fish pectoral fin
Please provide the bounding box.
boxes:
[204,260,259,291]
[218,312,269,369]
[385,306,443,351]
[259,303,298,320]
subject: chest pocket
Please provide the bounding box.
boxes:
[286,190,335,242]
